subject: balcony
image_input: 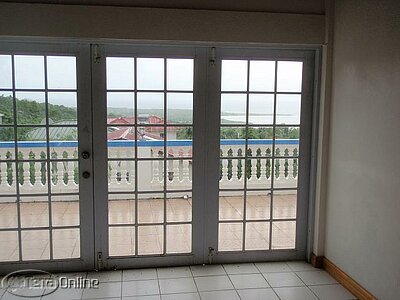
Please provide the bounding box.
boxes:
[0,139,298,260]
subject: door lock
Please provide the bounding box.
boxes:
[81,151,90,159]
[82,171,90,179]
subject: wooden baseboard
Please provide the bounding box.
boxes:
[321,257,377,300]
[310,253,324,268]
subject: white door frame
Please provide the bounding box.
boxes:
[204,47,316,263]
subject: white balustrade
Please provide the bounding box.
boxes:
[0,140,299,201]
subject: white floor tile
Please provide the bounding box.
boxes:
[123,296,160,300]
[122,279,159,297]
[161,292,200,300]
[255,262,291,273]
[159,278,197,294]
[87,270,122,282]
[223,263,259,275]
[157,267,192,279]
[237,288,279,300]
[194,275,234,291]
[123,269,157,281]
[286,261,315,271]
[274,286,319,300]
[190,264,226,276]
[82,281,122,299]
[263,272,305,288]
[229,274,269,289]
[296,270,338,285]
[42,287,83,300]
[309,284,357,300]
[199,290,240,300]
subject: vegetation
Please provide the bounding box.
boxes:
[0,94,77,140]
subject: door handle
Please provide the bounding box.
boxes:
[81,151,90,159]
[82,171,90,179]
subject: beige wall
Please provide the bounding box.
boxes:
[325,1,400,299]
[0,3,324,44]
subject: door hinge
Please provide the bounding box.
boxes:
[209,47,216,66]
[97,251,104,270]
[93,44,101,64]
[208,247,216,264]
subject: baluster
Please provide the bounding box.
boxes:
[178,159,183,182]
[220,159,228,182]
[182,160,190,183]
[231,158,238,182]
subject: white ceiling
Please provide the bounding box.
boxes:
[0,0,325,14]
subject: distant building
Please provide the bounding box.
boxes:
[107,115,178,141]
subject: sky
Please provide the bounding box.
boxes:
[0,55,302,123]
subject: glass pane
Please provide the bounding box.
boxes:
[221,60,247,92]
[108,137,135,159]
[167,59,193,91]
[137,92,164,121]
[47,56,77,89]
[16,92,46,125]
[107,92,135,124]
[271,221,296,249]
[0,127,15,159]
[15,55,45,89]
[219,191,244,221]
[246,158,272,189]
[273,191,297,219]
[168,126,192,159]
[275,126,300,139]
[18,163,48,194]
[0,162,16,194]
[20,196,49,228]
[247,127,273,157]
[166,224,191,254]
[166,192,192,222]
[0,92,14,125]
[52,228,80,259]
[138,225,163,255]
[138,193,164,224]
[276,94,301,125]
[166,159,192,190]
[138,136,165,159]
[50,127,77,144]
[167,93,193,124]
[0,197,18,228]
[249,60,275,92]
[108,160,135,192]
[106,57,135,90]
[52,195,80,226]
[246,191,271,220]
[273,158,298,188]
[248,94,274,125]
[109,226,135,256]
[277,61,303,92]
[21,230,50,260]
[245,222,270,250]
[220,94,246,125]
[0,231,19,262]
[108,193,135,225]
[138,160,163,192]
[220,127,246,143]
[218,223,243,251]
[219,158,245,189]
[0,55,12,89]
[137,58,164,90]
[48,92,77,124]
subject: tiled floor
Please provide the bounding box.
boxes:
[0,195,297,261]
[0,261,357,300]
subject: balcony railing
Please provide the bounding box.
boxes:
[0,139,299,200]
